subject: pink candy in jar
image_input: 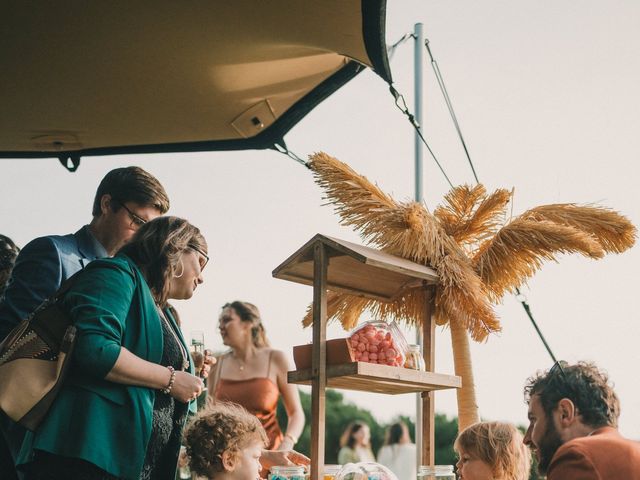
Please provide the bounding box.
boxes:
[349,321,407,367]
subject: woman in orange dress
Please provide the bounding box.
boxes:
[209,301,304,451]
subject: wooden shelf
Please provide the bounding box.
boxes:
[288,362,461,395]
[273,234,438,301]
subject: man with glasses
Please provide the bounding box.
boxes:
[523,361,640,479]
[0,166,169,479]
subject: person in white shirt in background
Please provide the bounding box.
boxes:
[338,421,376,465]
[377,421,416,480]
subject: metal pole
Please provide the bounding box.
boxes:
[414,22,425,472]
[414,23,424,203]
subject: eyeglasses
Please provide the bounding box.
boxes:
[189,244,210,272]
[549,359,568,382]
[117,201,147,229]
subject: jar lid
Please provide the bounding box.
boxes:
[418,465,454,474]
[270,466,306,475]
[323,464,343,474]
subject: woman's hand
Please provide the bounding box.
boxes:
[200,349,216,379]
[170,370,205,403]
[260,449,310,470]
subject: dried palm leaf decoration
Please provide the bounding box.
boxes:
[304,152,636,429]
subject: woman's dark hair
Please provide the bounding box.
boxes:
[221,301,270,348]
[384,421,407,446]
[0,234,20,296]
[118,216,206,305]
[340,421,368,449]
[524,361,620,428]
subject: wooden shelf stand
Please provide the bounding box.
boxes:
[273,234,460,480]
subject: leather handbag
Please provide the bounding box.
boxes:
[0,272,81,431]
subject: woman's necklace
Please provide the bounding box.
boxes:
[157,305,190,371]
[232,352,247,371]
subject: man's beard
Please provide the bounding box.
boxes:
[537,415,564,474]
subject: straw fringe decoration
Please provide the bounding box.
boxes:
[305,152,637,341]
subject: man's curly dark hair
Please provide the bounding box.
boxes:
[183,402,267,478]
[524,361,620,428]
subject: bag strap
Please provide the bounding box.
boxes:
[52,268,86,301]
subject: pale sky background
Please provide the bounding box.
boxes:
[1,1,639,440]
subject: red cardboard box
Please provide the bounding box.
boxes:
[292,338,354,370]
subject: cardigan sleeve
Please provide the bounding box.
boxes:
[62,261,136,378]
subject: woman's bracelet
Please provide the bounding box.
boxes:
[284,433,298,445]
[160,366,176,395]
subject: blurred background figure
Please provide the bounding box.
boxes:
[210,301,304,452]
[377,421,416,480]
[0,235,19,299]
[454,421,530,480]
[338,421,375,464]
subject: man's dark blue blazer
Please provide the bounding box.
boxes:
[0,225,106,341]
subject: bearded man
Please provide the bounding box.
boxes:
[524,361,640,479]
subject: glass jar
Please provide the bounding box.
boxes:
[348,321,409,367]
[335,462,397,480]
[417,465,455,480]
[404,344,426,371]
[324,464,343,480]
[269,466,306,480]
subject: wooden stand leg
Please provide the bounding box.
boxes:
[310,244,328,480]
[421,287,436,466]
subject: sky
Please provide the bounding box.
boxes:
[1,1,639,440]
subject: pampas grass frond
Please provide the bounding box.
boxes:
[309,153,398,239]
[434,185,512,246]
[521,204,637,253]
[302,291,373,330]
[473,218,604,300]
[306,152,636,340]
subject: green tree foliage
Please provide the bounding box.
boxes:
[277,390,457,465]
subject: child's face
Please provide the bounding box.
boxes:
[230,440,263,480]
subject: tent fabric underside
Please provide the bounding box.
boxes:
[0,0,391,160]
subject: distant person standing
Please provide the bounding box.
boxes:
[0,235,20,298]
[338,421,375,464]
[377,422,416,480]
[0,166,170,479]
[211,301,304,452]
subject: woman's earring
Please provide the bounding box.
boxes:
[173,260,184,278]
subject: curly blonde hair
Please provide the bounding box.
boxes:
[454,421,531,480]
[183,402,268,478]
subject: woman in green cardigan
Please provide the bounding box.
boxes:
[19,216,209,480]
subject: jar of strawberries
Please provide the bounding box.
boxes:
[348,321,408,367]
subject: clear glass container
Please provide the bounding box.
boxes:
[417,465,455,480]
[269,466,307,480]
[335,462,398,480]
[404,344,426,371]
[348,321,409,367]
[324,464,343,480]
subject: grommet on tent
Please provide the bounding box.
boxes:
[57,154,81,172]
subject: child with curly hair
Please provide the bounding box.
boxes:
[183,402,269,480]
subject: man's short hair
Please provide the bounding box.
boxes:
[91,166,170,216]
[524,361,620,428]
